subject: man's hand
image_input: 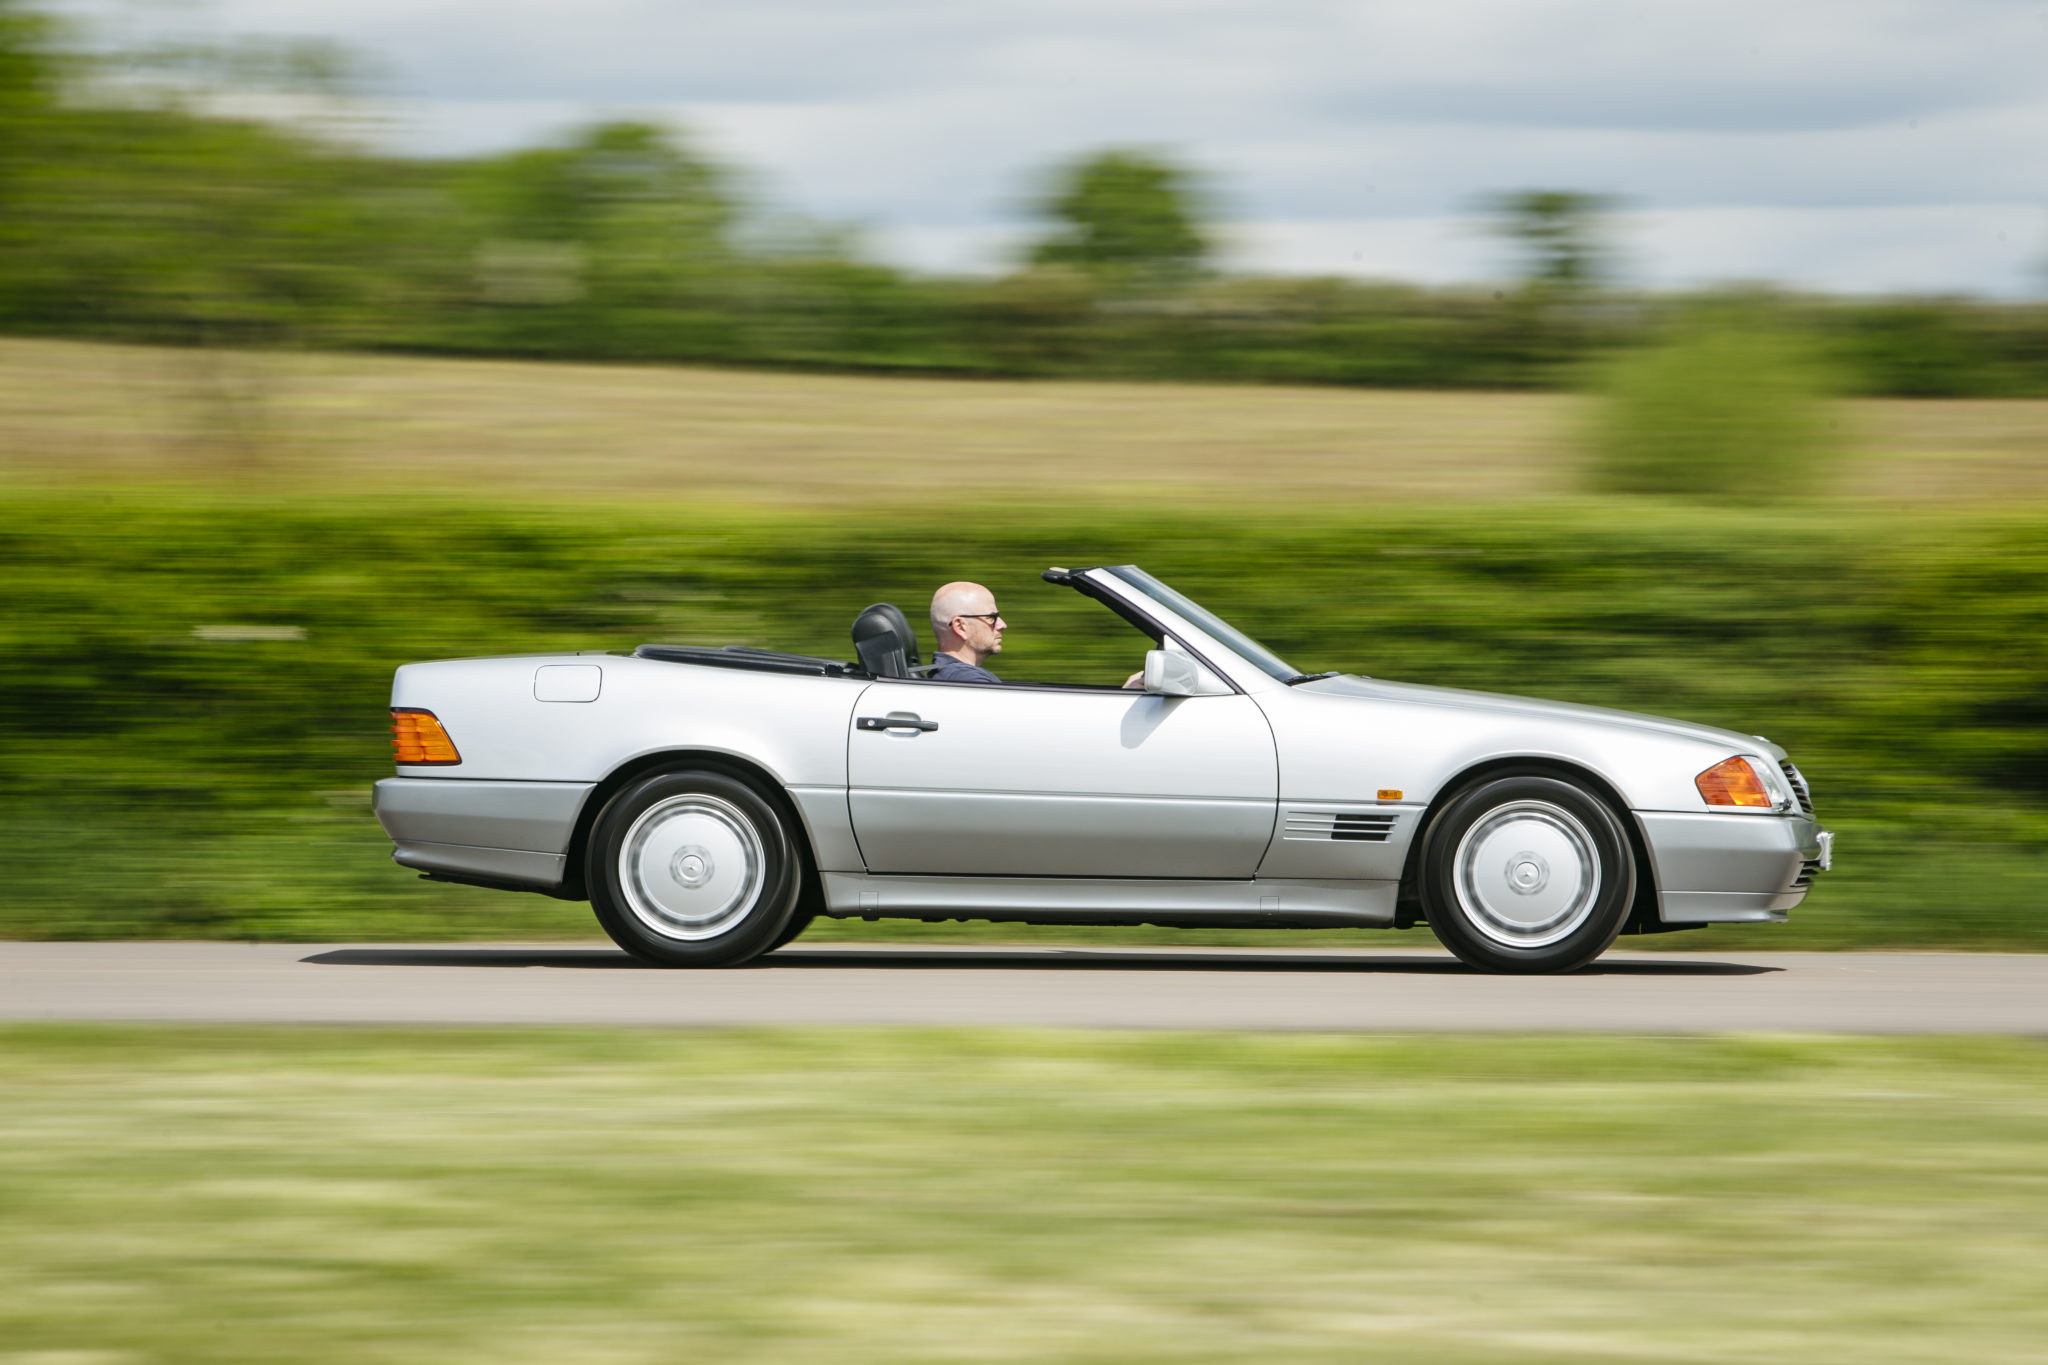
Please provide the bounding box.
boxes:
[1122,671,1145,690]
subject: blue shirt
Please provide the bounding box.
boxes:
[929,652,1001,684]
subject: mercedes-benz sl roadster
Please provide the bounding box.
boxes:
[373,565,1830,973]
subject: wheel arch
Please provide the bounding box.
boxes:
[563,748,820,901]
[1396,755,1663,934]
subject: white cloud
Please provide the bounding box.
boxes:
[1620,204,2048,297]
[1235,205,2048,298]
[1222,216,1502,287]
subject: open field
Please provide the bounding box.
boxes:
[1,1027,2043,1363]
[5,337,2047,507]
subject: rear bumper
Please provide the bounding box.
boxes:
[373,778,593,890]
[1637,810,1828,923]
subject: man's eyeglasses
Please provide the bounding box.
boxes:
[955,612,1002,625]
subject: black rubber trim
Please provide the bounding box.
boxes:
[634,644,854,678]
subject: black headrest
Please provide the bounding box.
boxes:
[852,603,921,679]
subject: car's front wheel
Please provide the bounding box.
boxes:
[588,769,799,967]
[1419,774,1635,974]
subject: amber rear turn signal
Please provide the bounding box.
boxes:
[392,708,461,765]
[1696,756,1770,807]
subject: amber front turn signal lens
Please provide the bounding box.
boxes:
[392,708,461,765]
[1696,756,1770,807]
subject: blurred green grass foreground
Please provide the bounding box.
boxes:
[1,1027,2044,1363]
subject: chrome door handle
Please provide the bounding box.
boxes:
[857,714,938,732]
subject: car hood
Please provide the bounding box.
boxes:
[1298,675,1782,759]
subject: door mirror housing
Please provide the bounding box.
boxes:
[1143,649,1214,697]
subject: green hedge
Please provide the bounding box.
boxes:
[3,491,2044,944]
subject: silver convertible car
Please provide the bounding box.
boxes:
[374,565,1830,973]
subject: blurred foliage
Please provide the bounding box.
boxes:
[1487,189,1617,293]
[1,0,2046,393]
[1,490,2045,944]
[4,1029,2046,1361]
[1586,317,1844,499]
[1818,299,2048,398]
[0,0,55,227]
[1028,148,1210,290]
[448,121,742,361]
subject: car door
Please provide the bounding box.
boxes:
[846,680,1278,878]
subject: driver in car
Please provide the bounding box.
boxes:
[929,580,1147,688]
[928,582,1006,682]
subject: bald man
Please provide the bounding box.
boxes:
[928,581,1007,683]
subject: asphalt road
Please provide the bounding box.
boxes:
[3,941,2045,1032]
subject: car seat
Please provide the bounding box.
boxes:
[851,603,923,679]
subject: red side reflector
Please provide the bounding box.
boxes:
[392,708,461,766]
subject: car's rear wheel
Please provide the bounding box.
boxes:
[589,769,799,967]
[1419,774,1635,974]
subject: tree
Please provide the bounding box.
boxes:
[0,0,62,319]
[1029,149,1209,288]
[0,1,57,169]
[1487,190,1615,292]
[456,121,739,358]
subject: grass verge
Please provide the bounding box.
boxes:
[1,1027,2044,1363]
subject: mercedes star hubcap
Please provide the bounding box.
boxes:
[618,795,766,941]
[1452,800,1601,949]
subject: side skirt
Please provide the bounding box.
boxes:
[819,873,1396,929]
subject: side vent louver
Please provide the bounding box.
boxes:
[1284,811,1399,843]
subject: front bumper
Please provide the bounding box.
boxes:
[373,778,593,890]
[1636,810,1829,924]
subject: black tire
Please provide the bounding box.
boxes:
[765,831,828,952]
[588,769,799,967]
[1418,775,1635,974]
[768,909,817,952]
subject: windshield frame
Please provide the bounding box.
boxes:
[1101,566,1302,683]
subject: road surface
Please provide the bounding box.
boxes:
[2,941,2044,1032]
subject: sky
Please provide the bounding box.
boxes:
[69,0,2048,296]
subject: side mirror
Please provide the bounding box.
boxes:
[1143,649,1205,697]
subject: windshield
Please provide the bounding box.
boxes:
[1104,566,1301,682]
